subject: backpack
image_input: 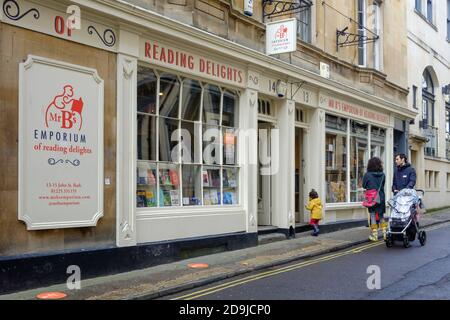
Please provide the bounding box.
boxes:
[362,174,384,208]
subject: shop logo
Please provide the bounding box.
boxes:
[45,85,84,131]
[275,24,289,39]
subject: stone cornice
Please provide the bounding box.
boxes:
[70,0,417,119]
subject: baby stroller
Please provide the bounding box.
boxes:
[385,189,427,248]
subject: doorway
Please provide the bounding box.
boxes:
[258,121,274,227]
[295,127,305,224]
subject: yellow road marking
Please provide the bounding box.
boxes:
[172,241,383,300]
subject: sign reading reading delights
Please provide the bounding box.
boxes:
[19,55,103,230]
[140,39,246,88]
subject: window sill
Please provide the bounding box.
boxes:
[325,203,364,211]
[136,205,245,216]
[414,9,438,32]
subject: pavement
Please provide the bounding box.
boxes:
[1,209,450,300]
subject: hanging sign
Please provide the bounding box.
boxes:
[266,18,297,55]
[19,55,104,230]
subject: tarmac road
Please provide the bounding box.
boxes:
[164,223,450,300]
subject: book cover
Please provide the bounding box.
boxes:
[146,190,157,207]
[138,167,148,185]
[136,190,147,207]
[170,190,180,206]
[147,169,156,186]
[210,189,219,205]
[202,171,210,187]
[203,191,211,205]
[169,170,179,187]
[163,191,172,206]
[210,170,220,187]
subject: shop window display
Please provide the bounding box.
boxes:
[136,66,240,208]
[350,121,368,202]
[325,114,386,204]
[325,115,348,203]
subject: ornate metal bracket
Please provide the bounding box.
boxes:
[336,26,379,52]
[263,0,313,19]
[290,81,306,100]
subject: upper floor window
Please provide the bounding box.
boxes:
[412,85,418,109]
[357,0,367,66]
[426,0,433,23]
[447,0,450,40]
[297,5,312,43]
[422,69,435,127]
[415,0,433,24]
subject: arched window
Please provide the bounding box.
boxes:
[422,69,435,127]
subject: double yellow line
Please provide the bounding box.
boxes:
[172,241,383,300]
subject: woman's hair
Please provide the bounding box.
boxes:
[309,189,319,199]
[367,157,383,172]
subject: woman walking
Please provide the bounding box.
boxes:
[363,157,387,242]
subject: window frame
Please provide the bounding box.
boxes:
[136,66,241,209]
[325,113,387,205]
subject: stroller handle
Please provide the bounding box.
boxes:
[416,189,425,196]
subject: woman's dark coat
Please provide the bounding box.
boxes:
[362,171,386,215]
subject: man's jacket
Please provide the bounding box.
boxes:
[392,163,416,192]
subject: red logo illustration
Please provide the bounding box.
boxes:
[45,85,84,131]
[275,25,289,39]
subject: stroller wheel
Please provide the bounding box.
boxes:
[419,231,427,246]
[403,235,410,248]
[385,235,393,248]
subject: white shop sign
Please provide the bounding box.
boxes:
[266,18,297,55]
[0,0,118,52]
[19,55,104,230]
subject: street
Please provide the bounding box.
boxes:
[164,223,450,300]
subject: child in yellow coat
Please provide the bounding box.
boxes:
[305,189,323,236]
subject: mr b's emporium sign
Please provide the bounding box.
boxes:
[19,55,104,230]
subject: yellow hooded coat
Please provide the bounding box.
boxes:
[305,198,323,220]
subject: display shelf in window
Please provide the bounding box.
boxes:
[182,164,202,206]
[136,162,157,207]
[203,167,221,205]
[223,168,238,205]
[158,164,180,207]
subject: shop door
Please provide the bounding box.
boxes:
[295,127,304,224]
[258,122,273,226]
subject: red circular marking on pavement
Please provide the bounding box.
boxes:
[187,263,209,269]
[36,292,67,300]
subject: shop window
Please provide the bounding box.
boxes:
[159,74,180,118]
[325,114,386,204]
[182,164,202,206]
[203,84,221,125]
[350,121,369,202]
[137,114,157,161]
[137,68,157,114]
[202,166,221,205]
[136,67,240,207]
[159,117,179,162]
[325,115,348,203]
[370,126,386,164]
[181,79,202,121]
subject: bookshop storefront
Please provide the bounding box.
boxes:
[116,34,252,246]
[315,93,396,222]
